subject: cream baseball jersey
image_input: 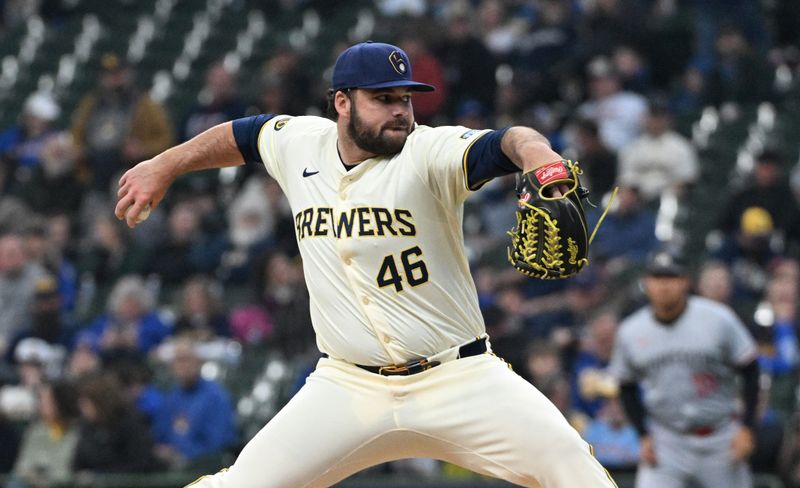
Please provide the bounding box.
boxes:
[255,115,490,366]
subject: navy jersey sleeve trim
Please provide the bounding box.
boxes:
[232,114,276,164]
[463,127,518,191]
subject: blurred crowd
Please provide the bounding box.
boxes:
[1,0,800,486]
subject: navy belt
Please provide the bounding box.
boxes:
[321,337,488,376]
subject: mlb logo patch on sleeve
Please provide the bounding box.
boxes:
[460,129,479,139]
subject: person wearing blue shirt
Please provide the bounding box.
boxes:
[153,339,236,468]
[582,398,640,471]
[76,276,171,359]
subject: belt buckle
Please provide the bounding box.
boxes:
[379,358,440,376]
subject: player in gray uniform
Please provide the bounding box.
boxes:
[610,250,760,488]
[114,42,618,487]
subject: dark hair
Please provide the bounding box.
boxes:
[325,88,353,121]
[575,118,599,137]
[755,148,782,165]
[46,380,80,423]
[78,373,129,425]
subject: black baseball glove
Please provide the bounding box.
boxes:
[507,160,592,279]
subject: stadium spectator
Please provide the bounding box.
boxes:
[717,149,800,252]
[172,275,230,340]
[510,0,576,105]
[706,23,773,106]
[568,118,617,197]
[696,260,735,306]
[476,0,525,58]
[437,7,497,117]
[397,36,447,124]
[689,0,769,74]
[114,358,162,428]
[570,311,619,418]
[4,275,71,374]
[637,0,694,91]
[181,62,246,143]
[524,340,563,389]
[214,176,275,284]
[617,102,699,202]
[73,373,159,474]
[753,265,800,421]
[76,214,150,289]
[711,206,782,316]
[578,57,648,152]
[0,92,60,185]
[612,45,652,94]
[577,0,644,62]
[175,62,247,198]
[8,381,80,488]
[153,340,236,469]
[146,202,205,287]
[581,398,640,471]
[78,275,171,361]
[65,344,100,381]
[453,99,491,130]
[11,131,84,216]
[586,186,659,272]
[20,222,79,317]
[0,337,58,423]
[668,63,708,117]
[0,233,46,352]
[70,53,174,191]
[253,46,312,118]
[255,251,313,356]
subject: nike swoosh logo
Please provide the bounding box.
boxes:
[303,168,319,177]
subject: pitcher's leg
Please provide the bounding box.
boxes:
[403,355,618,488]
[185,359,395,488]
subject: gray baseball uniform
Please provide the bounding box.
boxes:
[610,295,758,488]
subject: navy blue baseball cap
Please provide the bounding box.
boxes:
[331,41,435,92]
[645,249,688,276]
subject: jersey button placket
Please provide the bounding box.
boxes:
[339,177,350,201]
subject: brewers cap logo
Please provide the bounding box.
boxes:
[274,118,290,131]
[389,51,407,75]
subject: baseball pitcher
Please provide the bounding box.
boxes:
[115,41,615,488]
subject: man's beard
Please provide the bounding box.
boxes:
[347,104,411,155]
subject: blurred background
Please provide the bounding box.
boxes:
[0,0,798,486]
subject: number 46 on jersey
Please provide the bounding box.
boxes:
[377,246,428,292]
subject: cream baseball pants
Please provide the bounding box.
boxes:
[187,353,617,488]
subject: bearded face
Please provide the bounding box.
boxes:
[345,90,414,155]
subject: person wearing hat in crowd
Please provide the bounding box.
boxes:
[70,52,174,191]
[4,275,72,373]
[0,92,61,192]
[711,206,782,318]
[610,249,760,488]
[115,40,617,487]
[717,149,800,255]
